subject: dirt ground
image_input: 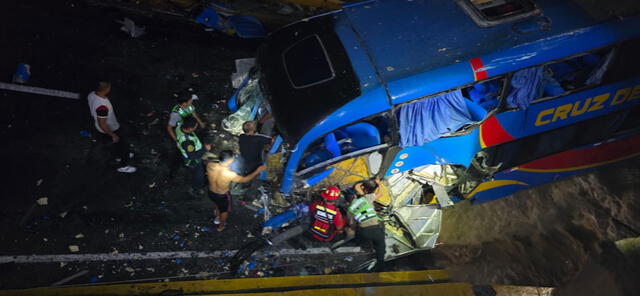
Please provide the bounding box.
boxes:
[2,1,640,294]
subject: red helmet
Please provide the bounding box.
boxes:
[321,186,341,201]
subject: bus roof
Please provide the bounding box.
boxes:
[337,0,640,98]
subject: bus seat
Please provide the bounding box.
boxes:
[469,82,500,111]
[464,99,488,122]
[324,132,341,158]
[302,132,342,168]
[338,122,381,152]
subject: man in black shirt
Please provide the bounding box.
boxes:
[238,121,272,176]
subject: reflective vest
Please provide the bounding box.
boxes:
[171,104,194,126]
[348,196,379,224]
[175,125,202,165]
[311,203,338,240]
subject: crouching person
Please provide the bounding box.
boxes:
[348,178,386,271]
[308,186,346,243]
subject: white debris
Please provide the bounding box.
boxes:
[138,245,143,250]
[59,211,68,218]
[60,262,67,268]
[43,238,48,242]
[145,267,155,272]
[36,197,48,205]
[125,267,135,273]
[119,233,125,239]
[148,182,156,188]
[116,18,146,38]
[36,179,43,186]
[68,245,79,252]
[75,233,85,239]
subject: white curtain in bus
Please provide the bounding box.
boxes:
[398,89,473,147]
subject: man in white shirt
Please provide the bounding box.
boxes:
[88,81,136,173]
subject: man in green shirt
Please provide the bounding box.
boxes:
[347,178,386,271]
[176,116,210,196]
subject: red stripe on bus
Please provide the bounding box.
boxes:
[470,57,488,81]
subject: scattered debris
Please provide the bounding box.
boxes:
[79,130,91,137]
[138,245,144,250]
[59,262,66,268]
[43,238,48,242]
[119,233,125,239]
[68,245,79,252]
[148,182,156,188]
[36,197,48,206]
[124,202,133,208]
[116,18,146,38]
[125,267,135,273]
[145,267,155,272]
[59,211,68,218]
[74,233,84,239]
[344,256,353,262]
[12,63,31,84]
[36,179,43,186]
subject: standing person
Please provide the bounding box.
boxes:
[238,121,272,176]
[308,186,346,242]
[176,116,211,196]
[166,92,205,142]
[207,150,265,231]
[87,81,136,173]
[348,178,386,271]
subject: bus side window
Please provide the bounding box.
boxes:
[503,38,640,110]
[461,77,505,112]
[299,114,391,170]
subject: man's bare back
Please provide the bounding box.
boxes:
[207,162,265,194]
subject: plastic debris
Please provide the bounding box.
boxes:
[138,245,143,250]
[175,259,183,263]
[68,245,79,252]
[59,211,68,218]
[36,197,48,205]
[192,72,199,78]
[74,233,84,239]
[116,18,145,38]
[43,238,48,242]
[13,63,31,84]
[79,130,91,137]
[90,276,98,283]
[36,179,43,186]
[148,182,156,188]
[201,227,210,232]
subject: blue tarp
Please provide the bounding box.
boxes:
[506,66,544,110]
[398,89,474,147]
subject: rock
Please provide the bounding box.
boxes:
[36,197,48,205]
[68,245,79,252]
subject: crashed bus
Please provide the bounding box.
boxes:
[223,0,640,262]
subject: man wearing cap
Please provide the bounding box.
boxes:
[348,178,386,271]
[166,92,205,142]
[308,186,346,242]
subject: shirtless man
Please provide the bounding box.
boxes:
[207,150,265,231]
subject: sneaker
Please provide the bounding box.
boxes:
[117,165,137,173]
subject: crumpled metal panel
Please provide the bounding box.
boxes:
[394,205,442,249]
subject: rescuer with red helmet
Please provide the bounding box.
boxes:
[308,186,346,242]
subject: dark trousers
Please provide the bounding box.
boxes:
[188,161,205,191]
[358,224,386,271]
[99,130,130,166]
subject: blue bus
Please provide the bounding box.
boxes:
[225,0,640,258]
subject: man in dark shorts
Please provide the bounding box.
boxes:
[206,150,265,231]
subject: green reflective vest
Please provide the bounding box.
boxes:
[175,125,202,165]
[348,196,379,223]
[171,104,195,126]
